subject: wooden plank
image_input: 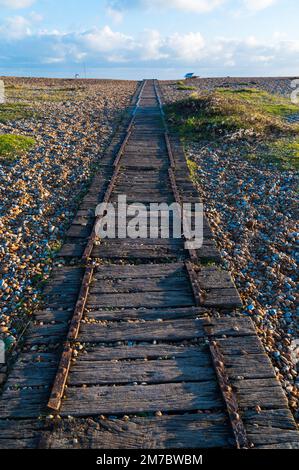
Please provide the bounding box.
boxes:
[216,335,265,356]
[244,408,299,447]
[256,442,299,449]
[232,378,289,409]
[0,419,43,438]
[86,291,194,308]
[78,318,257,344]
[118,177,169,184]
[12,352,58,363]
[78,343,208,362]
[5,361,58,387]
[93,238,185,248]
[217,336,276,379]
[196,245,221,262]
[243,408,298,430]
[60,381,223,416]
[86,306,205,321]
[42,413,232,449]
[206,317,255,338]
[248,428,299,447]
[46,266,83,277]
[59,243,84,258]
[89,277,192,294]
[34,309,71,323]
[71,215,93,226]
[222,354,276,379]
[0,439,38,450]
[114,188,172,196]
[0,419,44,449]
[92,247,185,260]
[93,262,186,278]
[79,318,204,343]
[69,357,215,386]
[203,288,242,308]
[25,323,68,345]
[109,194,176,203]
[0,388,49,418]
[198,267,235,289]
[66,225,91,238]
[116,182,171,189]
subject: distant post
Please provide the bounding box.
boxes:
[0,80,5,104]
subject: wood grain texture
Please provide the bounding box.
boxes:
[60,381,223,416]
[42,413,233,449]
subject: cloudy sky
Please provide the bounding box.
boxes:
[0,0,299,78]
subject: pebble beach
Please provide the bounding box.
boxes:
[162,77,298,417]
[0,77,136,365]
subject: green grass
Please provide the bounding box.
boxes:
[6,84,84,102]
[0,134,35,161]
[217,87,299,118]
[166,88,299,170]
[166,88,299,140]
[0,103,35,123]
[187,158,199,179]
[251,137,299,170]
[176,81,197,91]
[177,85,197,91]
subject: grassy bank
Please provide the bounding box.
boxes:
[166,88,299,169]
[6,83,85,103]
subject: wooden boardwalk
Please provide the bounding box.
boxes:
[0,80,298,449]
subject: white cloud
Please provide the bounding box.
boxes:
[107,0,225,14]
[246,35,259,47]
[244,0,276,11]
[0,19,299,75]
[0,0,36,9]
[0,15,31,39]
[106,7,124,24]
[140,30,167,60]
[83,26,135,53]
[167,31,205,60]
[147,0,225,13]
[43,56,64,64]
[253,55,275,63]
[30,11,43,22]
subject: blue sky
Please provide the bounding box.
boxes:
[0,0,299,78]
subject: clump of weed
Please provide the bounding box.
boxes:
[0,134,35,161]
[177,84,197,91]
[187,158,199,179]
[166,88,299,140]
[6,84,84,103]
[250,137,299,170]
[217,87,299,118]
[0,103,35,123]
